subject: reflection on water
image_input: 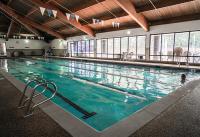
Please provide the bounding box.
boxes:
[0,59,8,72]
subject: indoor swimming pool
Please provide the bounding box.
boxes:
[1,58,200,131]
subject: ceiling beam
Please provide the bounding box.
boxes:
[81,0,194,27]
[0,2,64,38]
[6,19,14,37]
[30,0,95,37]
[79,0,194,25]
[113,0,149,31]
[25,0,53,17]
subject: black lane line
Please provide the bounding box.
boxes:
[46,86,96,119]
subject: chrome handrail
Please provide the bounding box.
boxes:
[18,79,44,108]
[24,81,57,117]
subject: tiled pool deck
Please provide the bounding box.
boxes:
[0,74,72,137]
[1,57,200,137]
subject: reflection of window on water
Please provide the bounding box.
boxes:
[0,43,7,56]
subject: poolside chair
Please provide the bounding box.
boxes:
[122,52,128,61]
[127,52,134,61]
[174,47,183,65]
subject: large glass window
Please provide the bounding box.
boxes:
[161,33,174,61]
[89,40,94,58]
[81,41,86,57]
[108,38,114,59]
[101,39,108,58]
[68,35,146,61]
[150,31,200,64]
[72,41,78,57]
[97,39,102,58]
[114,38,121,59]
[128,37,137,59]
[137,36,146,60]
[189,31,200,63]
[174,32,189,62]
[77,41,82,57]
[68,42,72,56]
[150,35,161,61]
[121,37,128,54]
[85,40,90,57]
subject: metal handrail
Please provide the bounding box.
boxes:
[18,79,44,108]
[24,81,57,117]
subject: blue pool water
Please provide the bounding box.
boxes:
[1,58,200,131]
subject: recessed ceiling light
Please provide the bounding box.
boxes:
[127,31,131,35]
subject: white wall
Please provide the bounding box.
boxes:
[50,39,67,49]
[0,39,48,49]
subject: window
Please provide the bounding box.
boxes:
[72,41,78,57]
[137,36,146,60]
[161,33,174,61]
[68,42,73,56]
[121,37,128,54]
[114,38,120,59]
[77,41,82,56]
[128,37,137,59]
[189,31,200,63]
[150,31,200,64]
[89,40,94,57]
[81,41,86,57]
[97,39,101,58]
[85,40,90,57]
[101,39,108,58]
[174,32,189,62]
[150,35,161,61]
[108,38,114,59]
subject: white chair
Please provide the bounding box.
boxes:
[122,52,128,61]
[127,52,134,61]
[174,47,183,65]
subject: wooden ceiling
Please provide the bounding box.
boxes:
[0,0,199,39]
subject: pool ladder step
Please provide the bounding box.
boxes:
[18,78,57,117]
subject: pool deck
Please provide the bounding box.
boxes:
[1,58,200,137]
[131,82,200,137]
[0,74,72,137]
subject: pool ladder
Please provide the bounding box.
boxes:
[18,78,57,117]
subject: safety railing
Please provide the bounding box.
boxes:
[18,78,57,117]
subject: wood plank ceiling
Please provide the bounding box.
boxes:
[0,0,199,39]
